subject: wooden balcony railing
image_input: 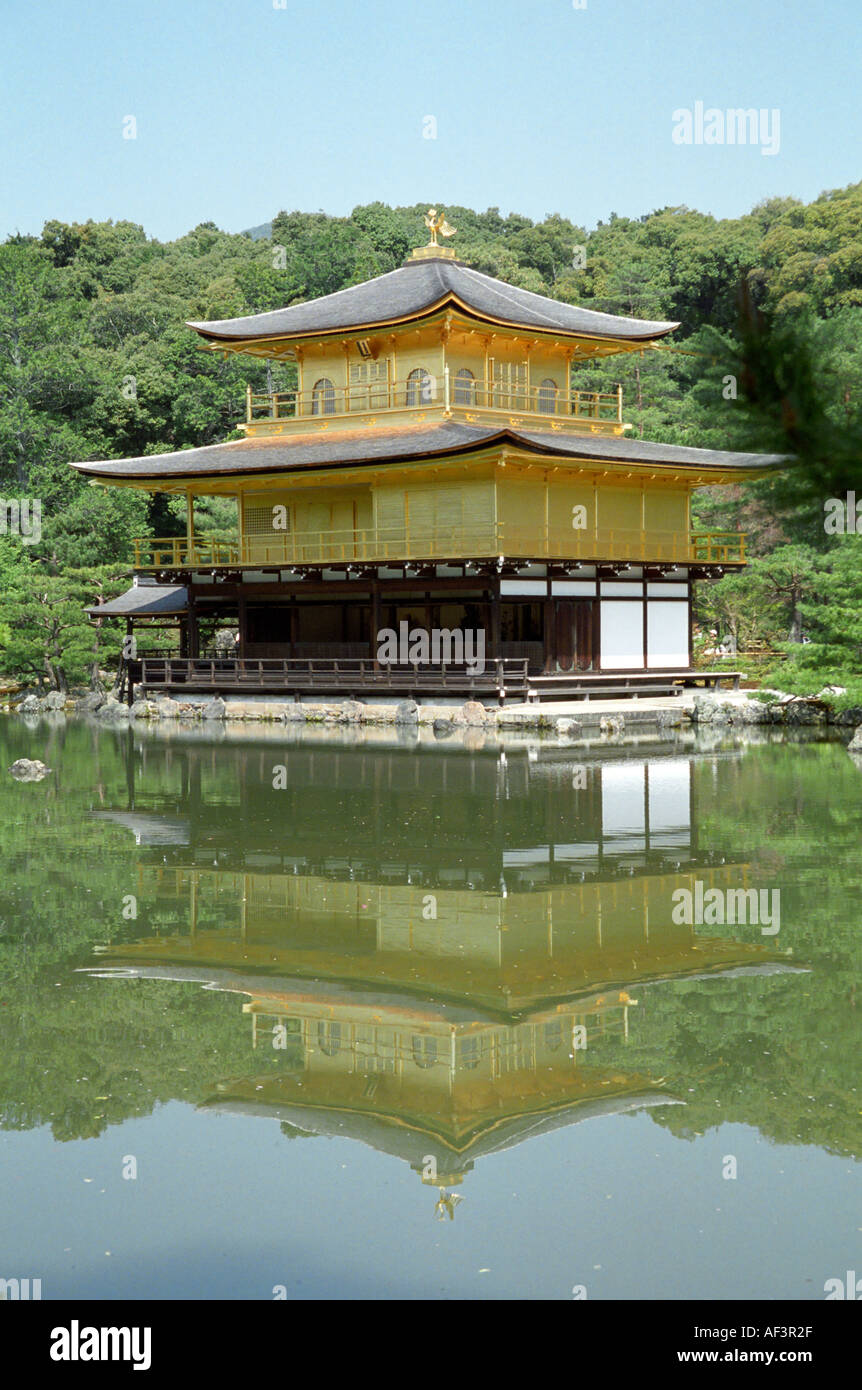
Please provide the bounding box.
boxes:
[245,376,623,425]
[131,656,531,701]
[690,531,747,564]
[132,527,746,570]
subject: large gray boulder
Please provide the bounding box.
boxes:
[453,700,489,727]
[44,690,67,711]
[784,699,827,725]
[75,691,105,714]
[17,694,41,716]
[97,700,130,721]
[202,697,227,720]
[600,715,625,736]
[691,696,735,724]
[339,700,365,723]
[394,699,419,725]
[9,758,50,780]
[834,707,862,726]
[740,699,773,725]
[155,697,181,719]
[555,717,582,736]
[847,726,862,752]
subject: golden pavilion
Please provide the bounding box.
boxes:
[88,740,797,1203]
[72,213,784,702]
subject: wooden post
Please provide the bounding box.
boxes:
[186,491,195,566]
[490,579,501,661]
[187,591,200,658]
[237,593,247,662]
[371,582,381,672]
[543,596,554,674]
[125,618,134,705]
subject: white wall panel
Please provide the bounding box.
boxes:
[600,600,643,669]
[647,600,689,668]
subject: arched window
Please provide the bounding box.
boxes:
[453,368,475,405]
[317,1020,341,1056]
[411,1035,438,1069]
[406,367,433,407]
[311,377,336,416]
[537,378,558,414]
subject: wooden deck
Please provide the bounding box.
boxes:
[127,657,741,705]
[524,670,742,702]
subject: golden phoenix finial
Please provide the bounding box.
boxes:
[434,1188,463,1221]
[424,208,457,248]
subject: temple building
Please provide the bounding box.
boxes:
[87,740,798,1205]
[73,213,784,701]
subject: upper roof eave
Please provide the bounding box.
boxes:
[188,293,680,350]
[186,259,679,347]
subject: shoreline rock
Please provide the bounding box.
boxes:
[9,758,51,781]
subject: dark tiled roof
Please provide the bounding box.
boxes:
[71,422,786,481]
[86,583,188,616]
[188,258,679,343]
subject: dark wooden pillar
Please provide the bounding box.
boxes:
[371,581,381,671]
[593,599,602,672]
[489,580,501,660]
[555,600,575,673]
[125,618,134,705]
[187,592,200,659]
[237,592,247,659]
[543,597,555,674]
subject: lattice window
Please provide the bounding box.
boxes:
[412,1035,438,1069]
[405,366,434,407]
[348,358,389,411]
[244,502,290,536]
[453,367,475,405]
[311,377,336,415]
[490,359,528,409]
[318,1021,342,1057]
[537,377,558,414]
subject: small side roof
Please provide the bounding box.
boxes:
[86,583,188,617]
[188,257,679,345]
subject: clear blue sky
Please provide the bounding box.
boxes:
[1,0,859,242]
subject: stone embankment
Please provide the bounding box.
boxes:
[6,688,862,744]
[8,690,598,737]
[689,693,862,726]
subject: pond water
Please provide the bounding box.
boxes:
[1,718,860,1301]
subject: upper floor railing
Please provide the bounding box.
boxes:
[245,375,623,427]
[132,527,745,570]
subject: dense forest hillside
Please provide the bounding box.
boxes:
[1,188,861,693]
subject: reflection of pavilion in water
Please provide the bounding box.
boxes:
[95,744,790,1202]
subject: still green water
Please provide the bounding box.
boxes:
[0,717,859,1301]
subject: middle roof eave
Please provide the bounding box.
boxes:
[69,420,788,483]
